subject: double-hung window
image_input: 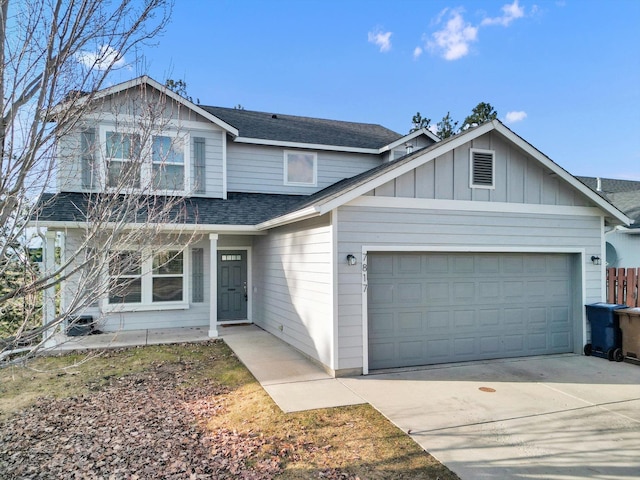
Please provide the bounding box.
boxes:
[107,249,186,309]
[102,129,189,192]
[152,251,184,302]
[108,251,142,304]
[105,132,141,188]
[152,135,185,190]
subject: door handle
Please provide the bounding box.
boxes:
[243,281,248,301]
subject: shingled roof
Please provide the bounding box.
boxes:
[577,176,640,227]
[35,192,307,226]
[200,106,402,150]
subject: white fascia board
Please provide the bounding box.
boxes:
[491,121,631,226]
[256,205,321,230]
[315,122,496,215]
[348,196,606,217]
[30,220,265,235]
[233,136,379,154]
[379,128,440,153]
[52,75,239,136]
[615,226,640,234]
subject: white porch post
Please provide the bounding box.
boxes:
[209,233,219,338]
[42,230,57,346]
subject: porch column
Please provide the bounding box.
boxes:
[42,230,57,346]
[208,234,218,338]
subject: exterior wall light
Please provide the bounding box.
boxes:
[591,255,601,265]
[346,254,357,266]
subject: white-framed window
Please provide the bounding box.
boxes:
[105,131,141,188]
[152,135,185,190]
[469,148,495,189]
[101,127,190,193]
[108,250,142,304]
[284,151,317,186]
[107,249,187,310]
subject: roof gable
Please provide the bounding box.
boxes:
[260,121,631,228]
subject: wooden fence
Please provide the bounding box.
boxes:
[607,267,639,307]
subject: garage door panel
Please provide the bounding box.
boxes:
[368,252,576,369]
[398,283,422,303]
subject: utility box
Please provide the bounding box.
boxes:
[584,303,626,361]
[66,315,95,336]
[615,308,640,362]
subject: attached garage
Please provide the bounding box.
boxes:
[367,252,579,370]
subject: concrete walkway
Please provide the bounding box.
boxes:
[220,324,365,412]
[48,326,210,351]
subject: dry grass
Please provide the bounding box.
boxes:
[0,341,458,479]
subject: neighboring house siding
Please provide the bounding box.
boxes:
[373,133,594,207]
[606,231,640,267]
[335,204,603,370]
[226,144,383,194]
[252,215,334,368]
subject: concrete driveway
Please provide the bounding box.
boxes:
[340,355,640,480]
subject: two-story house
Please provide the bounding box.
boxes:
[36,76,629,376]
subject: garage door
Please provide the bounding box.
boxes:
[368,252,576,370]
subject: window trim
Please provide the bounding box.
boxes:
[98,126,191,194]
[283,150,317,187]
[103,247,189,312]
[469,148,496,190]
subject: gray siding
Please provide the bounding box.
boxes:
[56,123,225,197]
[336,204,603,371]
[190,128,224,198]
[226,143,383,194]
[606,232,640,268]
[252,215,334,367]
[61,231,213,332]
[375,133,594,207]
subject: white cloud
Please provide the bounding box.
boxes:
[505,110,528,123]
[368,30,392,52]
[76,45,127,71]
[427,8,478,60]
[413,46,423,59]
[481,0,525,27]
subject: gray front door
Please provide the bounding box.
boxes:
[217,250,248,320]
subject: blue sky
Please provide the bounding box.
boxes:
[114,0,639,179]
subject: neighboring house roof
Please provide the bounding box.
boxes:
[35,192,307,229]
[259,121,632,229]
[577,177,640,228]
[200,105,403,150]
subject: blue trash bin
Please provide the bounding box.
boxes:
[584,303,626,361]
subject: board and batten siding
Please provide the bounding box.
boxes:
[372,132,594,207]
[226,144,383,195]
[335,204,604,371]
[252,215,334,368]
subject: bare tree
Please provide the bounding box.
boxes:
[0,0,203,364]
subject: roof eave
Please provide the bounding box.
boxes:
[233,136,379,154]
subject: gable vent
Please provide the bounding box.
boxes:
[470,149,495,188]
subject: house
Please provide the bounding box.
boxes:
[35,76,630,376]
[577,177,640,268]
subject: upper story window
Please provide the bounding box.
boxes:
[152,135,185,190]
[469,148,495,189]
[106,132,141,188]
[284,151,317,186]
[101,128,189,193]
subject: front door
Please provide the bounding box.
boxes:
[217,250,248,320]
